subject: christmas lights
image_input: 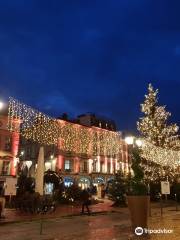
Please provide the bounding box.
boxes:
[137,84,179,148]
[137,84,180,168]
[8,97,122,156]
[141,139,180,166]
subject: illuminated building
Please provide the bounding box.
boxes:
[19,115,129,189]
[0,109,20,189]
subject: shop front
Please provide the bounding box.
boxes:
[78,177,91,189]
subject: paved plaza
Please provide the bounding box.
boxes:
[0,200,180,240]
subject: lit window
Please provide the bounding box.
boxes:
[64,177,73,187]
[44,183,54,195]
[65,160,70,170]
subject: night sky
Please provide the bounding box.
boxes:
[0,1,180,133]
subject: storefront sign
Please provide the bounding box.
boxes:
[4,177,17,196]
[161,181,170,195]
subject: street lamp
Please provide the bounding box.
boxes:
[125,136,134,175]
[125,136,134,145]
[125,136,143,148]
[0,101,4,110]
[135,139,143,147]
[125,136,143,175]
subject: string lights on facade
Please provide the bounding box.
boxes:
[8,97,122,157]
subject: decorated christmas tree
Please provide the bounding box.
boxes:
[137,84,179,148]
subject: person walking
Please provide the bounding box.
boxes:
[81,189,91,215]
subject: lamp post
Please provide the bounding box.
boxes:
[125,136,134,175]
[125,136,143,175]
[125,136,151,217]
[125,136,134,146]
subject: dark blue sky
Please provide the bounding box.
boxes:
[0,0,180,132]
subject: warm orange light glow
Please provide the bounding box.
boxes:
[11,132,20,176]
[74,157,80,173]
[57,155,64,170]
[0,101,4,110]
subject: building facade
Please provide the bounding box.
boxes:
[0,113,20,177]
[19,116,129,189]
[0,111,21,195]
[77,113,116,131]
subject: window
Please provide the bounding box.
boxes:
[44,183,54,195]
[65,160,70,170]
[64,177,73,187]
[78,177,90,189]
[4,136,11,151]
[2,161,10,175]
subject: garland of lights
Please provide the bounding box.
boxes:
[141,139,180,167]
[8,97,122,156]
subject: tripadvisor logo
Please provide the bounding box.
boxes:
[135,227,173,235]
[135,227,143,236]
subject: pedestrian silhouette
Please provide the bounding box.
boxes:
[81,189,91,215]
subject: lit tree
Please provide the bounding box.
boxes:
[137,84,179,148]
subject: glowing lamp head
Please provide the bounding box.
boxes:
[135,139,143,147]
[125,136,134,145]
[0,101,4,110]
[21,150,25,156]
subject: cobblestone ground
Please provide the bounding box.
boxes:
[1,199,114,224]
[0,212,132,240]
[147,210,180,240]
[1,202,180,240]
